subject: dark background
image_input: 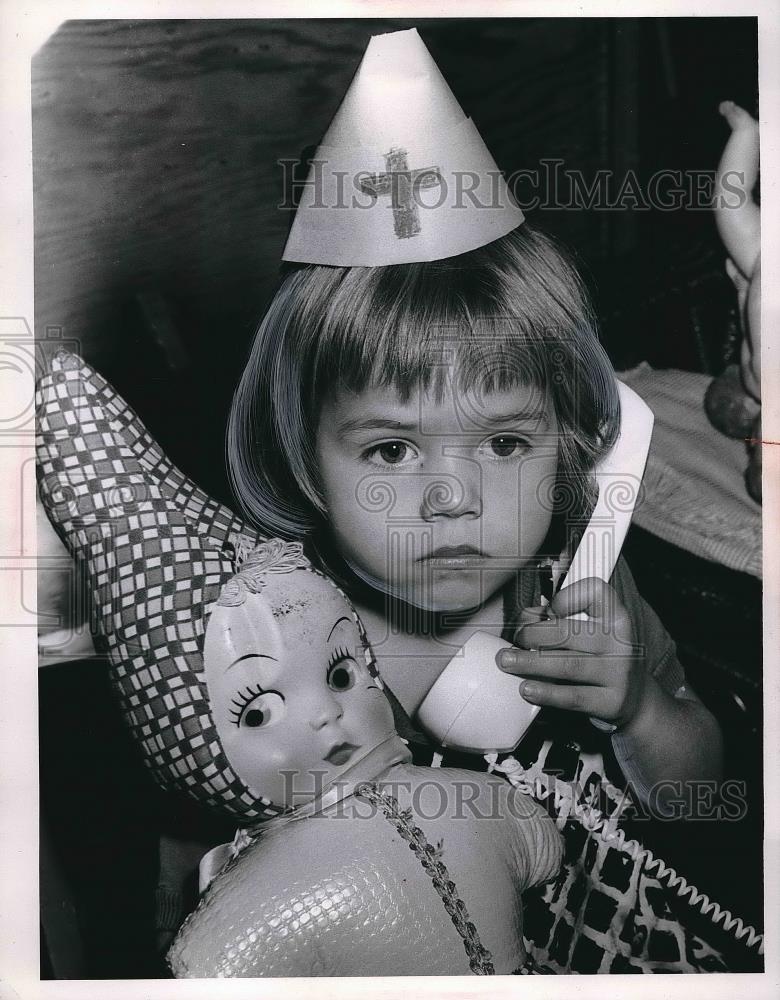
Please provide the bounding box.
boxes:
[34,18,762,978]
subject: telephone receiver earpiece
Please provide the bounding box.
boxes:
[416,382,655,754]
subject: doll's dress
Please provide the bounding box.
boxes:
[168,757,563,977]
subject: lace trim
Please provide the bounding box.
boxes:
[355,782,495,975]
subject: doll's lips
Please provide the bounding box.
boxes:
[325,742,358,766]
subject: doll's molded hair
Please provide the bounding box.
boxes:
[228,224,620,539]
[216,538,382,685]
[217,538,311,606]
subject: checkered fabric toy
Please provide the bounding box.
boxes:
[36,350,299,821]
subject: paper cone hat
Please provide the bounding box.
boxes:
[282,28,524,266]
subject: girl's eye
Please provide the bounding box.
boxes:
[327,649,360,692]
[363,441,417,467]
[480,435,530,459]
[229,688,285,729]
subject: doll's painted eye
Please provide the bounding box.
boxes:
[327,648,359,692]
[230,687,285,729]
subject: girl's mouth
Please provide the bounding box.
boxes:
[419,545,486,567]
[324,742,358,766]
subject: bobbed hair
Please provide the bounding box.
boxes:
[227,224,620,541]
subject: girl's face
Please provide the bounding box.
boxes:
[204,572,395,809]
[316,377,559,612]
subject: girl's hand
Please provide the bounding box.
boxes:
[496,578,649,730]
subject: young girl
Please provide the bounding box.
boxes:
[223,27,734,973]
[227,226,722,811]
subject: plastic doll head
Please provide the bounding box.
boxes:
[203,541,396,810]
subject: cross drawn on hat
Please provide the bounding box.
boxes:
[359,148,443,239]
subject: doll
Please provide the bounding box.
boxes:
[705,100,761,502]
[167,550,563,977]
[35,350,562,977]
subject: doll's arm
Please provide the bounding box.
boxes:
[505,786,564,889]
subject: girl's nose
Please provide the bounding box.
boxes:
[419,469,482,520]
[308,691,344,730]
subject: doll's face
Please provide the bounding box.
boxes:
[204,570,395,809]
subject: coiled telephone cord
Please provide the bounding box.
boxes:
[485,753,764,955]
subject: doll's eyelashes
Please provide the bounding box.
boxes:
[229,685,285,728]
[327,647,359,692]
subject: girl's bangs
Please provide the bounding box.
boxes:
[310,276,547,404]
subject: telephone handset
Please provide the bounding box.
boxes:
[416,382,655,754]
